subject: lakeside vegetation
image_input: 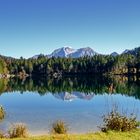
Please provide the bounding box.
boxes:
[100,109,140,132]
[0,47,140,77]
[0,108,139,139]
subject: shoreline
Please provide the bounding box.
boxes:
[1,130,140,140]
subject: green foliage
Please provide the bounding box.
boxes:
[101,109,140,132]
[0,58,8,74]
[51,120,68,134]
[8,123,28,138]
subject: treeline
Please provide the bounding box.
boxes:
[1,47,140,76]
[0,58,8,74]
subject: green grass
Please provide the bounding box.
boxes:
[0,130,140,140]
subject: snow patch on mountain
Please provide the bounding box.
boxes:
[47,47,75,58]
[47,47,97,58]
[69,47,97,58]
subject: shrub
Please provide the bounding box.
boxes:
[51,120,68,134]
[8,123,28,138]
[0,131,5,138]
[0,106,5,121]
[100,109,140,132]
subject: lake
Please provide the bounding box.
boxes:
[0,76,140,135]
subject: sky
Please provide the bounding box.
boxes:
[0,0,140,58]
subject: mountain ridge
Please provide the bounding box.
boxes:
[47,47,98,58]
[33,46,140,59]
[32,47,98,59]
[1,46,140,59]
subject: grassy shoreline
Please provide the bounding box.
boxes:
[0,130,140,140]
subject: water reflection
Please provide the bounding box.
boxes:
[0,75,140,100]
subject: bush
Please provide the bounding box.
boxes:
[100,109,140,132]
[8,123,28,138]
[51,120,68,134]
[0,106,5,121]
[0,131,5,138]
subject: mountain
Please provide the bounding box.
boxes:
[110,52,119,56]
[47,47,97,58]
[122,49,131,54]
[122,47,140,56]
[32,46,140,59]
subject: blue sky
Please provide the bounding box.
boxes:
[0,0,140,58]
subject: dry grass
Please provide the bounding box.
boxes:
[0,106,5,121]
[0,131,5,138]
[51,120,68,134]
[8,123,28,138]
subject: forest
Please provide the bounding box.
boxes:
[0,47,140,77]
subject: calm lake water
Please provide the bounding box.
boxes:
[0,76,140,135]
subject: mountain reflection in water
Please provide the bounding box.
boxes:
[0,75,140,100]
